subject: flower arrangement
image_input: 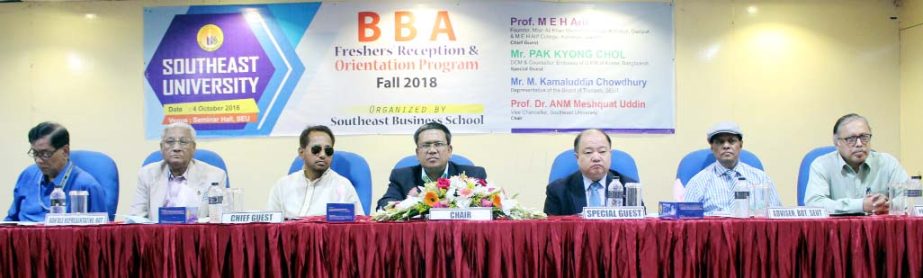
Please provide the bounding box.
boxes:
[372,173,546,221]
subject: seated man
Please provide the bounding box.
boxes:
[266,125,363,218]
[377,122,487,209]
[130,122,227,222]
[544,129,638,215]
[5,122,107,221]
[684,121,782,215]
[805,113,909,214]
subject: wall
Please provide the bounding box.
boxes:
[0,0,905,217]
[901,0,923,176]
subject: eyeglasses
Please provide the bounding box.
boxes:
[27,148,60,160]
[839,134,872,145]
[162,139,193,147]
[310,145,334,156]
[418,141,448,151]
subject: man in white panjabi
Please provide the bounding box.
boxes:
[266,125,364,218]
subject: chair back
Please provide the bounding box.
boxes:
[289,151,373,215]
[143,149,230,186]
[797,146,836,205]
[392,154,474,169]
[547,149,640,183]
[70,150,119,220]
[675,149,765,187]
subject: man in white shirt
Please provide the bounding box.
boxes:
[266,125,364,218]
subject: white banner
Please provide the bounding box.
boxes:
[144,1,674,137]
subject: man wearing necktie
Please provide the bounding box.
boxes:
[684,121,783,215]
[376,122,488,210]
[544,129,638,215]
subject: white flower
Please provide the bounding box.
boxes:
[444,187,458,202]
[455,198,472,209]
[449,176,466,188]
[501,197,518,215]
[396,196,421,210]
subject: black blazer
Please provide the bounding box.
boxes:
[543,170,638,216]
[376,161,488,209]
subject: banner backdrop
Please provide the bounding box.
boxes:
[143,1,674,138]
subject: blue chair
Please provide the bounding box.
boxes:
[142,149,230,187]
[548,149,640,184]
[289,151,373,215]
[70,150,119,221]
[675,149,765,187]
[797,146,836,205]
[392,154,474,169]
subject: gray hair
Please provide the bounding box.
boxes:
[161,122,197,141]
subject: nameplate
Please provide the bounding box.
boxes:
[429,208,493,221]
[767,207,828,219]
[159,207,198,224]
[221,211,283,224]
[659,202,705,219]
[914,206,923,216]
[326,203,356,222]
[582,207,645,219]
[44,213,108,226]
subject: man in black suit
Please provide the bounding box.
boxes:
[376,122,487,209]
[544,129,638,215]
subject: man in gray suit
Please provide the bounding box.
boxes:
[130,123,227,221]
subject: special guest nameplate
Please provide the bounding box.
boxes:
[429,208,493,221]
[45,213,108,226]
[221,211,283,224]
[768,207,828,219]
[582,207,646,220]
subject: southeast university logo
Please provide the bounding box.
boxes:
[197,24,224,52]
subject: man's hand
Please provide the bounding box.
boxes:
[863,194,890,215]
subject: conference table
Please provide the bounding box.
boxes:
[1,215,921,277]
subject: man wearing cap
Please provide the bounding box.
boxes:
[804,113,909,215]
[684,121,782,215]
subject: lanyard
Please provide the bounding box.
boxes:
[37,163,74,212]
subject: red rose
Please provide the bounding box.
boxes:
[437,178,451,189]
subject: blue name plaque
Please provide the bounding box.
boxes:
[326,203,355,222]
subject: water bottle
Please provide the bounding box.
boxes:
[207,182,224,223]
[49,186,67,214]
[751,183,770,218]
[907,176,922,215]
[732,177,750,218]
[606,176,624,207]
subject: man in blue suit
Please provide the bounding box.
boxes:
[544,129,637,215]
[377,122,487,210]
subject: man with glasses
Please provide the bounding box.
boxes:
[266,125,363,218]
[130,122,227,222]
[805,113,910,214]
[5,122,107,221]
[376,122,487,209]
